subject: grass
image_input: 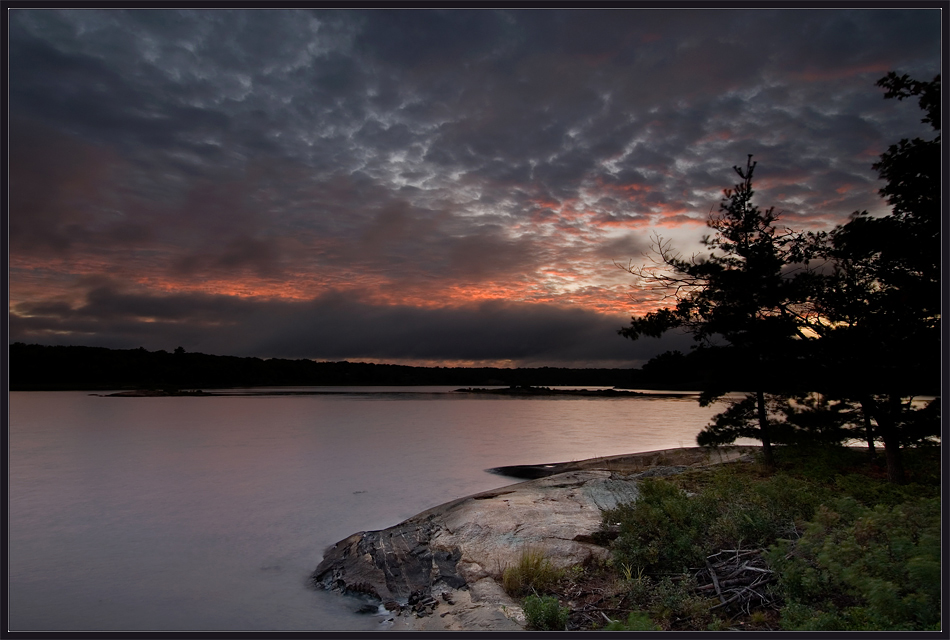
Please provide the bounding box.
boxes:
[500,547,563,598]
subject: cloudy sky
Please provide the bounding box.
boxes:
[8,8,941,368]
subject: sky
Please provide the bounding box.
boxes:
[7,8,942,368]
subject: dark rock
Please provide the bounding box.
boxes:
[355,603,379,614]
[433,548,465,589]
[487,464,566,479]
[574,523,620,547]
[313,523,438,602]
[350,582,381,599]
[635,465,688,478]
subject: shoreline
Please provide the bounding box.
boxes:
[312,446,757,631]
[92,386,700,398]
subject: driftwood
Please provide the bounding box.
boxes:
[692,549,777,615]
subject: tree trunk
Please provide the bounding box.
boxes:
[860,396,877,457]
[756,389,774,466]
[873,394,905,484]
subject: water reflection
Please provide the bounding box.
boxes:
[10,389,741,631]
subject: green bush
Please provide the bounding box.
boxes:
[648,575,715,629]
[501,547,562,598]
[771,497,940,630]
[599,453,941,631]
[773,444,867,482]
[834,473,938,507]
[522,594,568,630]
[602,610,659,631]
[604,466,827,574]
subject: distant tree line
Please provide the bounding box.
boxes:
[618,72,941,483]
[10,342,661,390]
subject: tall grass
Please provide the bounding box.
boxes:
[500,547,562,597]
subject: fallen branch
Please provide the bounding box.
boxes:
[693,548,777,614]
[705,559,726,604]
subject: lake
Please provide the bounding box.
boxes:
[9,387,748,631]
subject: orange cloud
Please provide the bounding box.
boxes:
[613,182,652,193]
[655,213,706,228]
[645,202,707,228]
[593,216,653,229]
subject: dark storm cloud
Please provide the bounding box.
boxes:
[9,8,941,365]
[8,117,152,256]
[10,286,690,367]
[355,9,515,67]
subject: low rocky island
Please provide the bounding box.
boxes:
[97,386,699,398]
[454,385,697,398]
[311,446,754,631]
[96,388,210,397]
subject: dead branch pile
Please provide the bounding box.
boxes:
[563,583,633,630]
[693,549,777,615]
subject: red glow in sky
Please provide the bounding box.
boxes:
[8,8,939,367]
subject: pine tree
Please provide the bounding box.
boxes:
[619,156,814,465]
[809,73,941,483]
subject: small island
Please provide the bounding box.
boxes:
[454,385,695,398]
[97,388,210,397]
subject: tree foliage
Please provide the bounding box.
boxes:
[619,156,815,464]
[620,73,940,480]
[805,72,941,482]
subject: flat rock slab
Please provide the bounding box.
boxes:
[312,446,755,630]
[385,578,526,632]
[489,445,755,479]
[313,469,629,598]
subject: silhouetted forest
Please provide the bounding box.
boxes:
[10,341,937,394]
[10,342,671,390]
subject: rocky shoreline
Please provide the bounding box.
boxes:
[311,446,755,631]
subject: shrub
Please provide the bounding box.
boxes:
[599,452,941,631]
[603,610,659,631]
[522,594,568,630]
[648,575,716,629]
[771,496,940,630]
[604,466,827,574]
[834,473,938,507]
[773,444,868,482]
[501,547,562,598]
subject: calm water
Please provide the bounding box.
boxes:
[9,388,743,631]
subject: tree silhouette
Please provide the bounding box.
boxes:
[619,156,815,465]
[620,74,940,480]
[807,72,941,483]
